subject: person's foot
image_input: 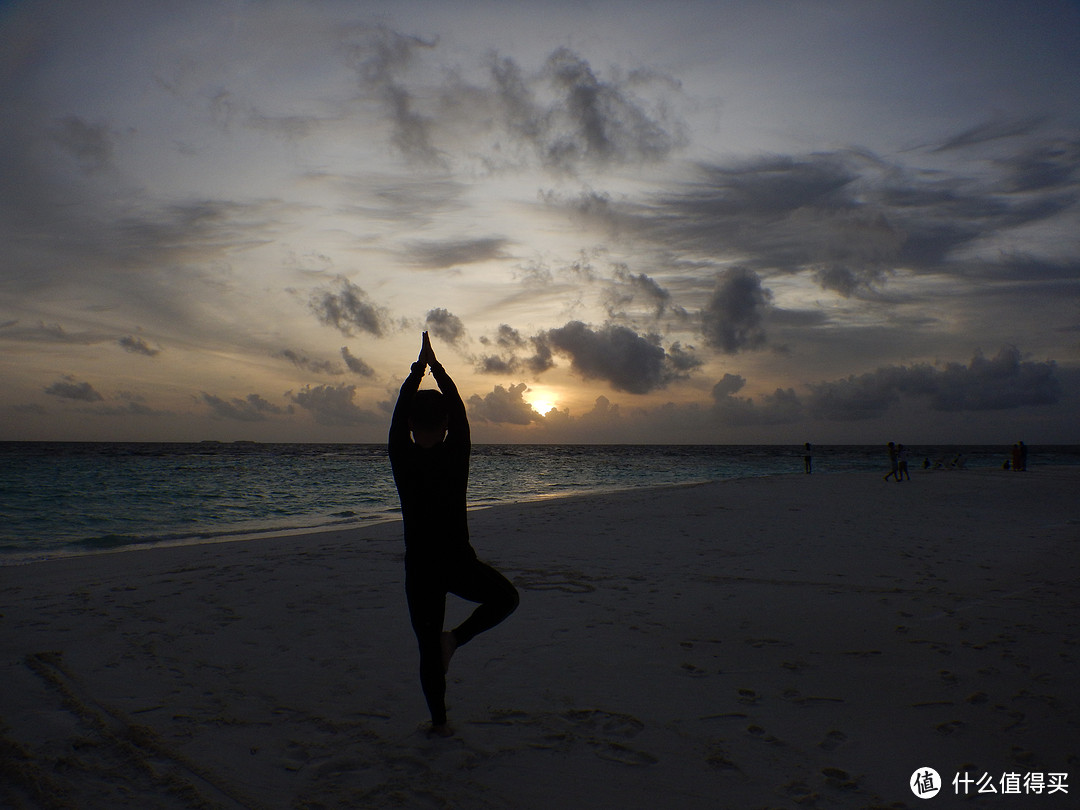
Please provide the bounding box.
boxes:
[441,631,457,673]
[428,723,455,738]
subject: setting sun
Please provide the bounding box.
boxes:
[526,387,558,415]
[529,399,555,415]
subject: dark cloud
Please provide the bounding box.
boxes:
[277,349,343,376]
[118,335,160,357]
[547,142,1079,300]
[806,346,1061,421]
[995,135,1080,192]
[310,277,390,337]
[406,238,509,269]
[541,321,694,394]
[341,347,375,378]
[701,267,771,354]
[425,308,466,344]
[466,383,537,425]
[202,392,289,422]
[44,377,103,402]
[51,116,115,173]
[289,383,380,426]
[535,47,684,170]
[341,29,684,173]
[476,325,554,376]
[710,374,803,426]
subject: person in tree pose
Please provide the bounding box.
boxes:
[389,332,519,737]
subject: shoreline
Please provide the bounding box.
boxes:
[5,464,1073,568]
[5,442,1077,566]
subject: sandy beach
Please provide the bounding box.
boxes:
[2,467,1078,809]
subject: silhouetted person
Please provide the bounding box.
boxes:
[897,443,910,481]
[389,333,519,737]
[803,443,813,474]
[1018,441,1028,471]
[883,442,899,482]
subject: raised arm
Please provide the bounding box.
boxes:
[389,344,428,446]
[422,333,469,443]
[430,360,469,444]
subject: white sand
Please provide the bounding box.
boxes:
[2,467,1078,809]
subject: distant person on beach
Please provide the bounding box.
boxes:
[389,332,519,737]
[803,443,813,474]
[1018,441,1028,471]
[897,444,910,481]
[883,442,899,482]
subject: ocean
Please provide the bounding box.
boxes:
[2,442,1076,563]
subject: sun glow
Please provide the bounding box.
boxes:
[529,398,556,415]
[526,388,558,415]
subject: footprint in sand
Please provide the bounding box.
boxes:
[474,708,656,765]
[587,740,659,766]
[819,730,848,751]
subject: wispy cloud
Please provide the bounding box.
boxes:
[405,238,510,269]
[277,348,344,376]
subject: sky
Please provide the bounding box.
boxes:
[2,0,1079,444]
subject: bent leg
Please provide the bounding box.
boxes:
[405,570,448,726]
[447,559,519,648]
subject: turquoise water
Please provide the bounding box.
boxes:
[1,442,1076,561]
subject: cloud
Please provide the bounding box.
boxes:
[51,116,115,173]
[310,277,390,337]
[710,374,804,426]
[995,135,1080,192]
[701,267,771,353]
[467,383,538,425]
[425,308,466,344]
[533,47,684,170]
[541,321,695,394]
[340,29,685,173]
[289,383,380,426]
[202,392,290,422]
[932,115,1048,153]
[1,321,114,345]
[342,25,443,166]
[44,377,103,402]
[118,335,160,357]
[604,263,674,321]
[476,325,554,375]
[406,238,509,269]
[277,349,343,376]
[548,143,1078,300]
[341,347,375,377]
[806,346,1061,420]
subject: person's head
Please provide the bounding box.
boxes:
[409,389,448,448]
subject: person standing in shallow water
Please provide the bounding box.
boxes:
[389,332,519,737]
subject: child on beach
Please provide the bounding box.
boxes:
[388,332,519,737]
